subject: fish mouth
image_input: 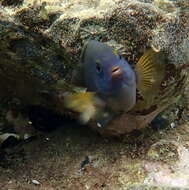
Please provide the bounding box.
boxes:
[111,66,123,79]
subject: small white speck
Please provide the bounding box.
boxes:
[175,109,179,115]
[28,121,32,125]
[24,134,31,140]
[32,179,40,185]
[97,123,102,128]
[170,122,176,128]
[46,137,50,141]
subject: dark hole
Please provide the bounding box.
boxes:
[1,0,23,6]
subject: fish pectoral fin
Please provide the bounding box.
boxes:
[64,92,104,124]
[135,49,166,105]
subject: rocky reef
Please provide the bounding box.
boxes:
[1,0,189,134]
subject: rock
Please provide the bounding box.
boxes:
[147,140,179,162]
[145,140,189,188]
[31,179,40,185]
[0,133,20,148]
[0,0,188,135]
[118,185,189,190]
[43,0,189,134]
[170,122,176,128]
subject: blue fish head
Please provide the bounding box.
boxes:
[82,40,136,101]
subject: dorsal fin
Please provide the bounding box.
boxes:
[71,41,89,86]
[135,49,166,106]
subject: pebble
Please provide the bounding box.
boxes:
[97,123,102,128]
[170,122,176,128]
[32,179,40,185]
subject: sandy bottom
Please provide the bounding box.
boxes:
[0,120,189,190]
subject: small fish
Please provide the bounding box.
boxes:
[73,40,137,112]
[70,40,165,124]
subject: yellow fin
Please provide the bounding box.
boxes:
[113,49,119,56]
[64,92,104,124]
[135,49,166,106]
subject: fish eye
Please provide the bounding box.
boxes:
[96,62,103,73]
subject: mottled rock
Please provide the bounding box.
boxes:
[0,0,189,135]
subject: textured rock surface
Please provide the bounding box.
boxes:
[0,0,189,135]
[43,0,189,134]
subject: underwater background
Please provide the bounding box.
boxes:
[0,0,189,189]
